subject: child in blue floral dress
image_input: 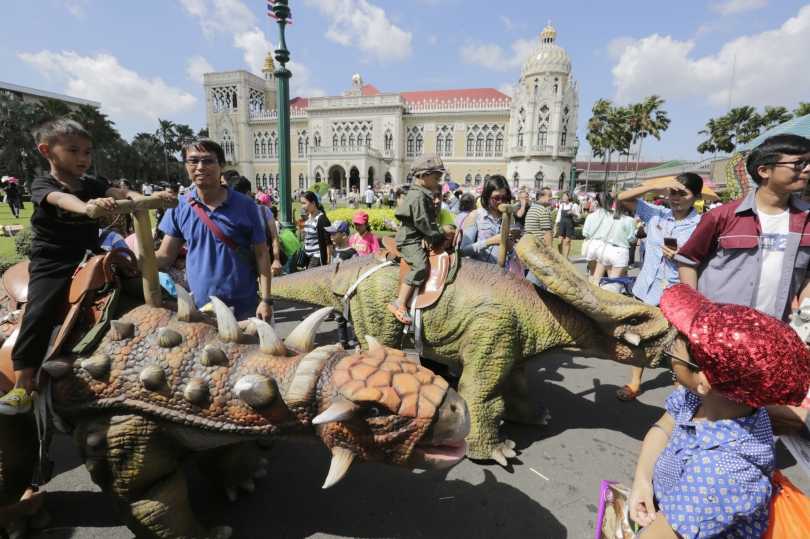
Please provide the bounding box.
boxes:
[628,284,810,538]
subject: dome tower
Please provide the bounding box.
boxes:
[506,23,579,191]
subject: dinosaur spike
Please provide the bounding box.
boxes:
[284,306,334,353]
[364,335,385,358]
[322,447,355,489]
[312,398,360,425]
[183,378,209,405]
[175,285,199,322]
[285,346,339,405]
[623,332,641,346]
[110,320,134,340]
[157,328,183,348]
[81,354,111,379]
[210,296,242,342]
[234,374,277,408]
[251,317,287,356]
[139,365,165,391]
[200,345,228,367]
[41,359,73,379]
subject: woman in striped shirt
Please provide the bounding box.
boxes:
[299,191,332,268]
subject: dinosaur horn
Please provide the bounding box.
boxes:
[312,398,360,425]
[284,306,334,353]
[210,296,242,342]
[364,335,386,359]
[251,318,287,356]
[322,447,355,489]
[175,285,200,322]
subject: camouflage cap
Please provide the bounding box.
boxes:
[410,153,446,177]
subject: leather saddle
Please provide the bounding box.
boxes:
[380,236,454,310]
[0,249,138,392]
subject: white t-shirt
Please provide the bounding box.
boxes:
[755,210,790,316]
[364,189,375,203]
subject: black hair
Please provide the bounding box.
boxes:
[454,189,463,198]
[32,118,92,145]
[674,172,704,198]
[222,170,241,185]
[300,190,325,213]
[458,192,476,213]
[181,138,226,165]
[746,134,810,185]
[269,206,278,219]
[233,176,252,195]
[481,174,512,209]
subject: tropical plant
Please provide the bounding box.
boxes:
[586,99,632,189]
[697,106,796,154]
[795,103,810,118]
[156,119,178,181]
[627,95,670,180]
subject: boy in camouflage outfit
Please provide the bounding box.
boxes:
[388,154,455,324]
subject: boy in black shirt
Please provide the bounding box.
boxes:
[0,119,171,415]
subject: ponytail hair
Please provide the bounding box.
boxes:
[301,190,325,213]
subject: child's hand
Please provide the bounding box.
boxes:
[86,197,117,214]
[629,479,656,527]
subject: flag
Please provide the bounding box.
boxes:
[267,0,292,24]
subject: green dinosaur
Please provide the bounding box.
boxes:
[0,294,469,539]
[272,234,675,464]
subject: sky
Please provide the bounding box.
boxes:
[2,0,809,162]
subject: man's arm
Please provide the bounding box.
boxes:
[155,234,183,270]
[254,242,273,320]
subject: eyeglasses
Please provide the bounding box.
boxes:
[771,159,810,172]
[661,350,701,372]
[185,157,219,167]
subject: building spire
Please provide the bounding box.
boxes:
[540,22,557,44]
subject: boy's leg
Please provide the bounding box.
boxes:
[388,243,427,324]
[0,263,72,414]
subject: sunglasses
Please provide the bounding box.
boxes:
[770,159,810,173]
[661,350,701,372]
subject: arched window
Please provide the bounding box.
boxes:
[365,133,372,147]
[553,78,559,94]
[485,133,494,157]
[474,174,482,186]
[415,133,423,156]
[255,173,261,186]
[272,136,278,157]
[407,133,415,157]
[517,127,524,148]
[340,134,346,148]
[298,136,305,156]
[298,173,305,189]
[332,134,338,150]
[495,132,503,155]
[560,126,568,147]
[260,140,267,158]
[558,172,565,191]
[254,139,260,158]
[315,171,322,182]
[465,173,472,185]
[348,134,355,148]
[384,130,393,151]
[466,133,475,156]
[275,173,280,188]
[314,132,321,148]
[445,133,453,156]
[537,126,548,147]
[475,133,484,157]
[436,133,444,155]
[262,173,267,188]
[385,171,392,184]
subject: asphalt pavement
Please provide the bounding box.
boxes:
[24,273,810,539]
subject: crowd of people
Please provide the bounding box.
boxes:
[2,114,810,537]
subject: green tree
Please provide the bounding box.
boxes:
[697,106,761,154]
[587,99,632,190]
[33,98,71,124]
[156,119,178,181]
[628,95,670,180]
[72,105,121,177]
[197,127,209,138]
[0,94,43,180]
[759,106,793,131]
[793,102,810,118]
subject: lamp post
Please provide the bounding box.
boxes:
[270,0,293,229]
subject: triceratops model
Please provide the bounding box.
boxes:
[272,234,676,465]
[0,295,469,539]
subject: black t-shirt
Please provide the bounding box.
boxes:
[30,174,110,262]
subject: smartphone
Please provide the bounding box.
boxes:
[664,237,678,249]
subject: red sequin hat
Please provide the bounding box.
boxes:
[660,284,810,407]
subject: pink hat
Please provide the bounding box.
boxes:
[660,284,810,407]
[352,211,369,225]
[257,193,271,205]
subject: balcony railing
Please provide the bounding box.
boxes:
[404,97,511,114]
[309,145,383,159]
[248,108,307,120]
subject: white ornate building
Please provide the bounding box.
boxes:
[204,24,578,193]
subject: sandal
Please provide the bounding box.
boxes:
[616,385,642,401]
[387,302,413,325]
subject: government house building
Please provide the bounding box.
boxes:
[204,24,579,193]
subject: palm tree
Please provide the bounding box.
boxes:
[759,106,793,130]
[629,95,670,181]
[794,103,810,118]
[587,100,632,191]
[156,119,177,181]
[33,99,71,124]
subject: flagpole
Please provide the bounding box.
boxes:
[269,0,294,230]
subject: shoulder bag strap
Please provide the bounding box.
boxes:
[188,195,238,251]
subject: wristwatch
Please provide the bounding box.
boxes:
[262,297,274,306]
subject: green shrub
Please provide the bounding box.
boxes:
[311,182,330,197]
[326,208,397,232]
[14,228,33,259]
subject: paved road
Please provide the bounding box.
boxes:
[26,296,810,538]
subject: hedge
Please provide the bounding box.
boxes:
[325,208,396,232]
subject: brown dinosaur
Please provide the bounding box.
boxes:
[0,294,469,539]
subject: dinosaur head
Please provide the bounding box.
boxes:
[516,234,675,367]
[312,336,469,488]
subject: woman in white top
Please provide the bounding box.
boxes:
[582,193,613,283]
[554,192,580,258]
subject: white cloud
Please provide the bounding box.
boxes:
[710,0,768,15]
[64,0,89,18]
[460,38,536,71]
[18,50,197,124]
[186,55,215,84]
[611,5,810,108]
[303,0,413,62]
[606,36,635,60]
[177,0,256,35]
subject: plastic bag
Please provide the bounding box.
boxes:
[595,481,640,539]
[765,470,810,538]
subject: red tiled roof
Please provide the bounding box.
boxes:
[400,88,510,103]
[361,84,380,96]
[290,96,309,109]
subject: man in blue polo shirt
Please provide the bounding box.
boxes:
[156,139,272,321]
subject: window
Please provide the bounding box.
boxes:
[314,132,321,148]
[254,139,260,158]
[537,127,548,147]
[517,127,524,148]
[436,133,444,156]
[385,172,392,184]
[299,173,305,190]
[465,174,472,185]
[485,133,494,157]
[406,133,415,157]
[255,173,260,186]
[365,133,371,147]
[340,134,346,148]
[384,130,393,151]
[560,126,568,148]
[332,134,338,150]
[298,137,305,157]
[445,133,453,156]
[222,129,234,161]
[260,140,267,159]
[262,174,267,188]
[415,133,423,156]
[513,172,520,189]
[474,174,482,186]
[558,172,565,191]
[466,133,475,156]
[495,133,503,155]
[315,171,322,182]
[475,134,483,157]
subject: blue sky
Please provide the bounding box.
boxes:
[3,0,809,161]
